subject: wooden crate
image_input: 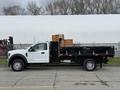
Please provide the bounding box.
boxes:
[52,34,64,42]
[60,39,65,47]
[52,35,59,42]
[64,39,73,47]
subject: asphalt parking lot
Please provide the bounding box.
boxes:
[0,66,120,90]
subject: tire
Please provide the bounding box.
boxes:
[83,59,96,71]
[11,59,24,71]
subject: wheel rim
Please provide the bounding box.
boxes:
[86,61,95,70]
[13,62,22,70]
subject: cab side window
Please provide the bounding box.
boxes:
[30,43,47,52]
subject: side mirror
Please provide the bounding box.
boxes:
[29,47,35,52]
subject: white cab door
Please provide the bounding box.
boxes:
[27,43,49,63]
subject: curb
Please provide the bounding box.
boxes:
[103,65,120,67]
[0,65,7,67]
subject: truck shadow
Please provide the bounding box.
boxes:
[25,65,107,72]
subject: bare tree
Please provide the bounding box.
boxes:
[71,0,87,14]
[3,0,120,15]
[55,0,70,15]
[111,0,120,14]
[46,0,57,15]
[27,1,43,15]
[3,5,25,15]
[46,0,120,15]
[80,0,119,14]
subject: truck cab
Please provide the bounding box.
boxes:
[26,42,49,63]
[8,42,50,71]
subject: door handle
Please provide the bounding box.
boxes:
[41,52,45,54]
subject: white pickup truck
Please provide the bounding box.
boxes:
[7,41,114,71]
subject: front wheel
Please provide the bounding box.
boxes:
[11,59,24,71]
[83,59,96,71]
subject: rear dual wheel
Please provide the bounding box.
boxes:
[83,59,97,71]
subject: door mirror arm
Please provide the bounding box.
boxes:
[29,47,35,52]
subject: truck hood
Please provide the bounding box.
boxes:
[8,49,27,55]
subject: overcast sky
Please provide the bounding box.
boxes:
[0,0,46,13]
[0,0,46,7]
[0,15,120,44]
